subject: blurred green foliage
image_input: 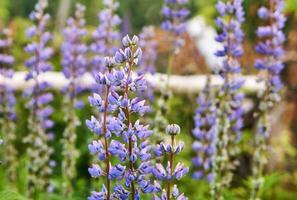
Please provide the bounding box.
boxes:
[286,0,297,13]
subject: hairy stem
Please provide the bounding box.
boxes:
[103,83,111,199]
[167,135,175,200]
[124,61,135,200]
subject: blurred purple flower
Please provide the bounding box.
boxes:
[0,28,18,182]
[90,0,121,74]
[22,0,55,195]
[161,0,189,53]
[213,0,245,198]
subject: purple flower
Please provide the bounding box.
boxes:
[109,164,126,180]
[213,0,245,197]
[86,116,102,135]
[22,0,54,195]
[61,3,87,95]
[174,162,189,180]
[152,163,166,180]
[136,26,157,101]
[88,191,105,200]
[90,0,121,74]
[0,28,18,181]
[60,5,88,194]
[216,1,227,16]
[88,140,104,154]
[113,184,129,199]
[153,124,188,199]
[87,35,155,199]
[192,92,218,182]
[255,0,286,94]
[88,164,104,178]
[192,93,217,181]
[109,140,127,161]
[258,7,270,19]
[251,1,286,199]
[166,124,181,135]
[161,0,189,53]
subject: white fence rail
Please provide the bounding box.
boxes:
[0,72,264,94]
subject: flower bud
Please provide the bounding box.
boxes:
[131,35,139,45]
[104,56,115,68]
[122,35,131,47]
[166,124,181,135]
[114,49,126,63]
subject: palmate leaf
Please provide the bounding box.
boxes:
[0,190,27,200]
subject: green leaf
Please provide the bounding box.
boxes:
[261,173,283,192]
[0,190,27,200]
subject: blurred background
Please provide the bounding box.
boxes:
[0,0,297,199]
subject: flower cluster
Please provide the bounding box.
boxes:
[213,0,245,198]
[61,3,88,108]
[153,124,189,200]
[137,26,157,102]
[0,28,17,181]
[255,0,286,97]
[161,0,189,53]
[60,3,88,195]
[251,1,286,199]
[90,0,121,74]
[138,26,157,75]
[87,35,157,200]
[192,90,217,183]
[156,0,190,142]
[22,0,55,195]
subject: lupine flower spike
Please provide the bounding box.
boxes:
[0,28,17,181]
[213,0,245,198]
[23,0,55,195]
[155,0,190,139]
[250,1,286,199]
[90,0,121,74]
[160,0,189,83]
[153,124,189,200]
[192,78,218,183]
[60,3,88,195]
[137,26,157,102]
[161,0,190,54]
[87,35,155,200]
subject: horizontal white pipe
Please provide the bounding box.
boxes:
[0,71,264,94]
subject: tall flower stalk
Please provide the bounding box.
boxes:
[250,1,286,199]
[0,28,17,182]
[161,0,189,54]
[212,0,245,199]
[137,26,157,102]
[138,26,157,75]
[23,0,54,196]
[153,124,189,200]
[155,0,190,137]
[192,80,217,183]
[90,0,121,74]
[161,0,189,84]
[60,3,88,195]
[87,35,155,200]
